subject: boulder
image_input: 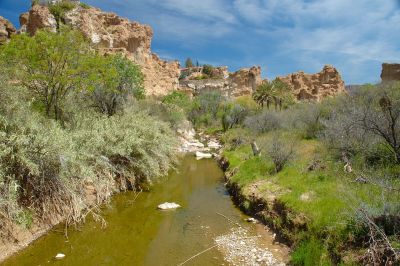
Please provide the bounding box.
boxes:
[381,63,400,82]
[25,5,57,35]
[277,65,345,102]
[0,16,16,45]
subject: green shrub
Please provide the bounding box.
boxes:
[202,64,214,77]
[79,2,90,9]
[0,83,178,238]
[189,91,224,127]
[162,91,191,112]
[49,1,76,25]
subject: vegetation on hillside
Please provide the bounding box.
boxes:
[162,82,400,265]
[0,28,178,240]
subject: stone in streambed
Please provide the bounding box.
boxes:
[55,253,65,260]
[157,202,181,210]
[196,151,213,159]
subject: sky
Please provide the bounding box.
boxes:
[1,0,400,84]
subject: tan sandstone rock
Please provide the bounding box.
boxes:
[277,65,345,101]
[0,16,16,45]
[179,66,263,98]
[25,5,57,35]
[381,63,400,82]
[21,5,180,96]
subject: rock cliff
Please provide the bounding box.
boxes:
[277,65,345,101]
[20,4,180,96]
[179,66,262,98]
[0,16,16,45]
[381,63,400,82]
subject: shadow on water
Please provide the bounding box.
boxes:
[3,156,286,266]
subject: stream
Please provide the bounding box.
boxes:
[2,156,288,266]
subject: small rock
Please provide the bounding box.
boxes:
[157,202,181,210]
[246,217,258,223]
[196,151,212,159]
[55,253,65,260]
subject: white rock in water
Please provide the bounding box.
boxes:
[55,253,65,260]
[196,151,213,159]
[207,141,222,149]
[188,141,205,148]
[157,202,181,210]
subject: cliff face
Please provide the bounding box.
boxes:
[277,65,345,101]
[20,4,180,96]
[0,16,16,45]
[179,66,262,98]
[381,63,400,82]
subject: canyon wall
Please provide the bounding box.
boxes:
[381,63,400,82]
[19,4,180,96]
[0,16,16,45]
[179,66,262,98]
[277,65,345,101]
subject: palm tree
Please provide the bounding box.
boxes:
[253,79,294,110]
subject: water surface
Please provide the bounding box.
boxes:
[3,156,286,266]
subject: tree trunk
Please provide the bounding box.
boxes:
[251,142,261,156]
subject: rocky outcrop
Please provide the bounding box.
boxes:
[0,16,16,45]
[381,63,400,82]
[229,66,262,97]
[277,65,345,101]
[179,66,262,98]
[24,5,57,35]
[20,4,180,96]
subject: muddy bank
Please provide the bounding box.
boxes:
[218,157,309,248]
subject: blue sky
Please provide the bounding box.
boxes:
[1,0,400,84]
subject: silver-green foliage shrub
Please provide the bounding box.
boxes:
[0,84,178,234]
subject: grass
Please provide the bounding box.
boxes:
[222,128,391,264]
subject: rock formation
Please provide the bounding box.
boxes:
[179,66,262,98]
[20,4,180,96]
[277,65,345,101]
[0,16,16,45]
[381,63,400,82]
[23,5,57,35]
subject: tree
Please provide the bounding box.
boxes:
[88,54,144,116]
[0,28,92,121]
[358,84,400,163]
[253,79,294,110]
[185,58,194,68]
[253,81,274,108]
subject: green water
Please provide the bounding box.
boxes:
[3,156,282,266]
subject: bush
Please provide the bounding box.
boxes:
[289,103,328,139]
[88,54,144,116]
[79,2,90,9]
[266,136,294,173]
[0,84,177,239]
[48,1,76,26]
[221,103,247,132]
[202,64,214,77]
[244,110,282,134]
[162,91,191,113]
[189,91,224,127]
